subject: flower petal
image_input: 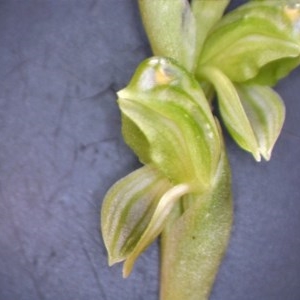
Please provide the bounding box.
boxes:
[199,66,260,161]
[235,84,286,160]
[123,183,190,277]
[101,165,172,266]
[118,57,222,190]
[197,1,300,83]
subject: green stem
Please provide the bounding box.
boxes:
[159,151,233,300]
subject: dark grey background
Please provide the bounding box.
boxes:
[0,1,299,299]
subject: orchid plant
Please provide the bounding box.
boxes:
[101,1,300,299]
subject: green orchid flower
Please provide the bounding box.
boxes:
[118,57,222,189]
[101,58,232,289]
[196,0,298,160]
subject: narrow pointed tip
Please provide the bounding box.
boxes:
[122,270,129,279]
[260,147,272,161]
[262,151,272,162]
[122,261,133,279]
[253,151,261,162]
[116,90,124,98]
[108,258,114,267]
[108,255,121,267]
[117,88,130,99]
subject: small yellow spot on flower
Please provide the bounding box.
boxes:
[155,68,173,85]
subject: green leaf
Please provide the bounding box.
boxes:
[118,57,222,190]
[101,165,173,267]
[235,84,286,160]
[160,150,233,300]
[199,66,261,161]
[197,0,300,83]
[138,0,196,71]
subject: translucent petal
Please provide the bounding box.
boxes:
[123,183,190,277]
[199,66,261,161]
[101,165,172,266]
[118,57,222,190]
[197,1,300,83]
[235,84,286,160]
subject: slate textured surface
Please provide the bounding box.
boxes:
[0,1,299,300]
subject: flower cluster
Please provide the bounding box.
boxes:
[101,1,300,299]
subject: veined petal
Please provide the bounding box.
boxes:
[199,66,261,161]
[101,165,173,266]
[235,84,286,160]
[197,0,300,84]
[118,57,222,190]
[123,183,190,278]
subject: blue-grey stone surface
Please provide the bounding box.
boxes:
[0,1,299,299]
